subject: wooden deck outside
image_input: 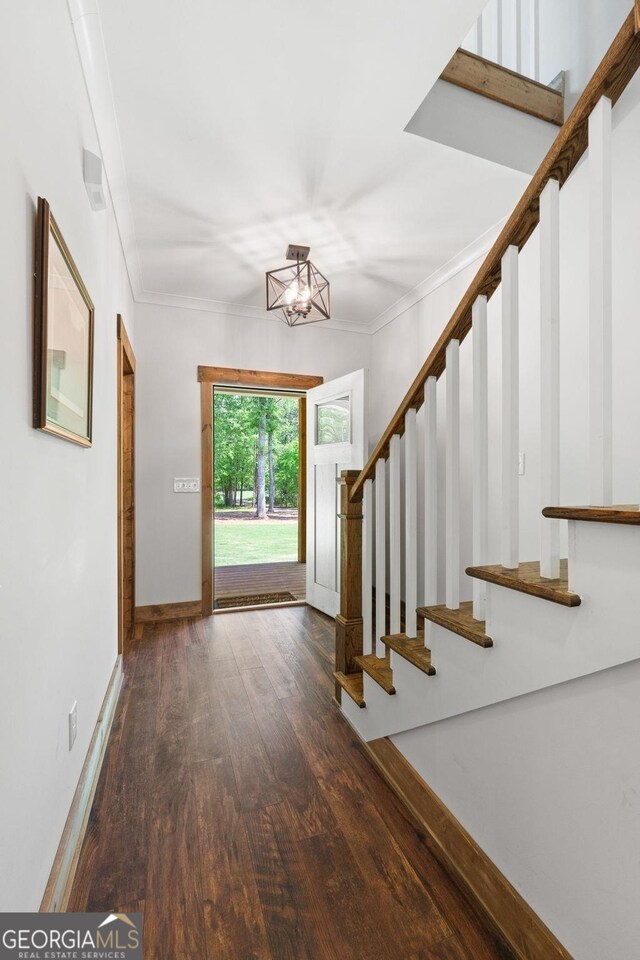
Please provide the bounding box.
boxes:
[215,561,306,602]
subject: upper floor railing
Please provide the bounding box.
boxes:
[462,0,540,81]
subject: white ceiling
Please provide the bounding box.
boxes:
[91,0,529,329]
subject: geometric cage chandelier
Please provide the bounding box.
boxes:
[265,244,330,327]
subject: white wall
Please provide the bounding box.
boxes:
[368,4,640,957]
[134,304,369,605]
[539,0,630,109]
[0,0,134,910]
[393,662,640,960]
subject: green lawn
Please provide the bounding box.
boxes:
[214,521,298,566]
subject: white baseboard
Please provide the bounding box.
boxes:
[40,655,124,912]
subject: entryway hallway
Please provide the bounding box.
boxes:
[68,606,512,959]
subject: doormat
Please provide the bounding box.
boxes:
[216,591,298,609]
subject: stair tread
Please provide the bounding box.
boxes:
[465,559,581,607]
[383,634,436,675]
[334,671,366,708]
[543,504,640,524]
[354,654,396,694]
[418,601,493,647]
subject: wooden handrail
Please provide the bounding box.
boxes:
[350,7,640,504]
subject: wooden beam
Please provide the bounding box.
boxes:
[350,7,640,503]
[441,47,564,125]
[198,365,323,389]
[364,738,575,960]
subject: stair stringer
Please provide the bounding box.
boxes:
[341,521,640,741]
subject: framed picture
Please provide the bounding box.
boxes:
[33,197,94,446]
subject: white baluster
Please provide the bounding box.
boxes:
[375,458,386,656]
[474,14,484,58]
[496,0,503,65]
[528,0,540,81]
[515,0,523,74]
[540,178,561,579]
[424,376,438,608]
[389,434,401,635]
[589,96,613,506]
[472,297,489,619]
[362,478,374,654]
[446,340,460,610]
[502,244,520,569]
[404,408,417,637]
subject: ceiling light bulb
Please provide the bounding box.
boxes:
[284,284,299,304]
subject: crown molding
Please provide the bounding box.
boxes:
[368,217,506,335]
[134,288,371,334]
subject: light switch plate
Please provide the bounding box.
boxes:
[174,478,200,493]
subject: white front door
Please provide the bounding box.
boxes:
[306,369,366,616]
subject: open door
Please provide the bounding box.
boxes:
[306,369,366,616]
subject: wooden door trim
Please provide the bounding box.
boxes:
[200,366,322,616]
[117,315,136,654]
[198,365,322,389]
[201,380,214,616]
[298,396,307,564]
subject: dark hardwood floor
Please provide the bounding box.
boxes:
[69,606,513,960]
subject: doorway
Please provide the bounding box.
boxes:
[199,366,323,615]
[117,316,136,653]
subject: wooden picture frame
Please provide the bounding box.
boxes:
[34,197,95,446]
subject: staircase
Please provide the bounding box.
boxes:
[334,6,640,743]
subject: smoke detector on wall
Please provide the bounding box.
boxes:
[83,149,107,212]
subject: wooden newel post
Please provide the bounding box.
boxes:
[335,470,364,703]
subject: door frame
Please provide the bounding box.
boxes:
[198,365,323,617]
[117,315,136,654]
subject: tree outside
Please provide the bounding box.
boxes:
[214,393,300,565]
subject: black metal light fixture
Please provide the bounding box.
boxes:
[265,244,330,327]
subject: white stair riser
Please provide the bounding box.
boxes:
[343,521,640,741]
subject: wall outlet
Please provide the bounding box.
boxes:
[518,452,526,476]
[174,478,200,493]
[68,701,78,751]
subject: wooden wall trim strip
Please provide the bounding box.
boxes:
[135,600,203,623]
[298,396,307,563]
[197,365,323,389]
[201,381,214,617]
[117,313,136,373]
[636,0,640,34]
[117,315,136,655]
[40,657,123,912]
[350,6,640,501]
[441,48,564,126]
[363,737,574,960]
